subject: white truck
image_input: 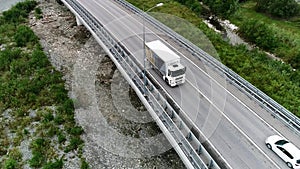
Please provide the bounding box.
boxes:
[145,40,186,87]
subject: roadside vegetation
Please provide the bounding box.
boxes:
[232,1,300,69]
[0,1,89,168]
[127,0,300,116]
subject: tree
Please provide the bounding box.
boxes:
[174,0,202,15]
[255,0,300,18]
[269,0,300,18]
[239,19,279,51]
[202,0,239,18]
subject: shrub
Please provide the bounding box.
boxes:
[14,25,38,47]
[29,151,45,168]
[239,19,279,51]
[65,137,84,152]
[34,7,43,19]
[175,0,202,15]
[0,49,22,71]
[24,129,29,135]
[202,0,239,18]
[47,125,59,137]
[2,0,37,24]
[8,148,22,162]
[31,138,47,149]
[14,0,38,14]
[69,126,84,136]
[289,50,300,69]
[35,7,42,14]
[62,99,75,115]
[57,132,66,143]
[29,138,48,167]
[43,112,54,123]
[269,0,300,18]
[30,48,49,68]
[2,8,26,24]
[80,159,90,169]
[42,159,63,169]
[10,59,30,77]
[50,84,68,104]
[255,0,300,18]
[4,158,17,169]
[54,115,65,124]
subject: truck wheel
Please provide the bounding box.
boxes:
[165,78,169,86]
[266,143,272,150]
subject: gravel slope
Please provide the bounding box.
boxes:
[30,0,185,168]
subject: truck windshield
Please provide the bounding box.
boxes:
[170,67,186,77]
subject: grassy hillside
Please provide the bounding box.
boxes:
[0,1,88,168]
[231,1,300,69]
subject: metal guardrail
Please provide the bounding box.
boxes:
[62,0,220,168]
[114,0,300,136]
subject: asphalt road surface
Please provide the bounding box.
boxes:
[75,0,300,168]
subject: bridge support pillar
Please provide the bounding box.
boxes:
[76,16,83,26]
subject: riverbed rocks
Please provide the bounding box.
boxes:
[29,0,184,168]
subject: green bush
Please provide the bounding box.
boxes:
[34,8,43,19]
[80,159,90,169]
[35,7,42,14]
[29,138,48,167]
[65,137,84,152]
[31,138,47,149]
[50,84,69,104]
[62,99,75,115]
[69,126,84,136]
[269,0,300,18]
[255,0,300,18]
[239,19,279,51]
[14,0,38,14]
[2,0,37,24]
[280,48,300,69]
[54,115,65,124]
[47,125,59,137]
[0,49,22,71]
[30,48,49,68]
[175,0,202,15]
[29,151,45,168]
[4,158,18,169]
[42,159,63,169]
[2,8,27,24]
[57,132,66,143]
[43,112,54,123]
[202,0,239,18]
[14,25,38,47]
[8,148,22,162]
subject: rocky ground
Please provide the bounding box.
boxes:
[30,0,185,168]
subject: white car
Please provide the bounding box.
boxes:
[265,135,300,168]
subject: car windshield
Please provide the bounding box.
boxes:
[275,139,289,145]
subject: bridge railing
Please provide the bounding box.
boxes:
[62,0,220,168]
[114,0,300,136]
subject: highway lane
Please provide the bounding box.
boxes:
[74,0,300,168]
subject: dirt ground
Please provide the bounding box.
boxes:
[30,0,185,168]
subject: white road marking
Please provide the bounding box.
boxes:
[75,0,284,168]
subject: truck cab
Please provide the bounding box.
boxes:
[166,63,186,86]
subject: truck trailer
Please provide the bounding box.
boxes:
[145,40,186,87]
